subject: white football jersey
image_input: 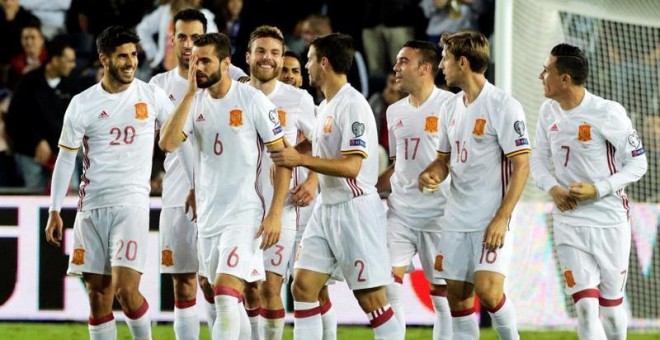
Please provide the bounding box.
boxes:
[257,81,317,230]
[149,68,192,208]
[437,82,531,232]
[531,90,647,227]
[387,87,453,229]
[59,80,174,211]
[184,81,283,237]
[313,84,378,205]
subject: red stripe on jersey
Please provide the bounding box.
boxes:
[347,178,364,197]
[606,142,616,175]
[616,189,631,219]
[78,136,91,211]
[345,178,358,196]
[255,138,266,220]
[294,167,300,230]
[500,153,510,198]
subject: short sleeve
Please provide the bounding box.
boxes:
[251,91,283,145]
[436,100,452,154]
[58,97,85,150]
[496,97,531,157]
[338,99,373,158]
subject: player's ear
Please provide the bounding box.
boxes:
[98,53,108,68]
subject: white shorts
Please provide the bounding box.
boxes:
[263,227,296,278]
[295,193,392,290]
[388,212,445,285]
[159,207,198,274]
[198,226,265,283]
[434,230,514,283]
[67,206,149,276]
[554,222,631,300]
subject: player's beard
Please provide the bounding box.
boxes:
[250,61,281,83]
[197,68,222,88]
[107,59,134,85]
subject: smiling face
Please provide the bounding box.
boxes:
[281,55,302,87]
[103,43,138,85]
[173,20,205,71]
[247,36,283,83]
[393,47,425,93]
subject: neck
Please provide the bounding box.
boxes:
[27,50,41,59]
[557,87,586,111]
[208,75,232,99]
[321,73,347,102]
[44,63,58,79]
[461,73,487,105]
[4,6,18,20]
[408,81,435,107]
[177,65,188,79]
[250,76,277,96]
[101,75,130,94]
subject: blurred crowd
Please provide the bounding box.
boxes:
[0,0,496,194]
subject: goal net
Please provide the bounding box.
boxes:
[496,0,660,329]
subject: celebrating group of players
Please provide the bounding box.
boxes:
[44,7,647,340]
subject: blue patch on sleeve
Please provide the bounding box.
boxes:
[272,125,283,135]
[515,138,529,146]
[632,148,645,157]
[349,138,366,147]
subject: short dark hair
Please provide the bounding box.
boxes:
[310,33,353,75]
[440,31,489,73]
[284,51,302,64]
[46,40,73,63]
[403,40,441,76]
[193,32,231,61]
[550,43,589,85]
[173,8,208,33]
[96,25,140,56]
[247,25,285,52]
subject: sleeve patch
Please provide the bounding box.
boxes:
[272,125,283,135]
[515,138,529,146]
[632,148,645,157]
[349,138,366,147]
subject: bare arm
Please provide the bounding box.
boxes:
[159,56,198,152]
[483,152,530,250]
[270,146,363,179]
[376,163,394,192]
[257,139,292,249]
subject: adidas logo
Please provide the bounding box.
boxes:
[395,120,403,128]
[251,269,260,276]
[550,123,558,132]
[196,114,205,122]
[98,111,109,119]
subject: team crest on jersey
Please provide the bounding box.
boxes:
[578,123,591,141]
[434,254,444,272]
[229,109,243,127]
[425,116,438,133]
[134,102,148,120]
[72,248,85,265]
[278,109,287,127]
[323,116,334,134]
[564,269,576,288]
[161,249,173,267]
[472,118,486,136]
[513,120,525,137]
[351,122,365,137]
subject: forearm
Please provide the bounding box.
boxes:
[159,93,194,152]
[376,163,395,192]
[49,150,77,212]
[530,152,559,192]
[495,155,530,219]
[268,165,292,217]
[426,155,450,182]
[300,153,361,179]
[294,139,312,155]
[594,155,648,198]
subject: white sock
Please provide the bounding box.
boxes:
[238,301,251,339]
[600,302,627,340]
[246,306,261,340]
[575,295,606,340]
[487,294,519,340]
[88,314,117,340]
[174,300,200,340]
[125,300,151,340]
[213,287,241,340]
[204,297,216,339]
[294,301,322,339]
[386,280,405,336]
[320,301,337,340]
[367,304,403,340]
[261,308,285,340]
[430,292,452,340]
[451,309,479,340]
